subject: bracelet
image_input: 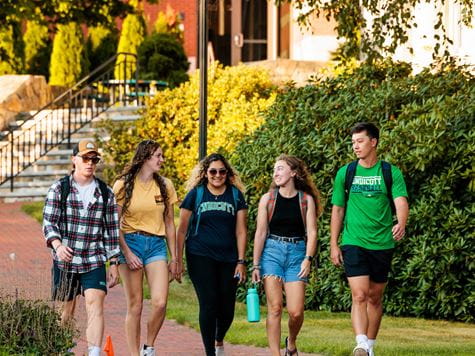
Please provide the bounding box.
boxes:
[252,265,261,270]
[237,259,246,265]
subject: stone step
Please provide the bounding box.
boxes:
[17,169,69,178]
[0,188,49,202]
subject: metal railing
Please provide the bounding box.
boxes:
[0,52,139,190]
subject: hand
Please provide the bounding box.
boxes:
[330,245,343,266]
[107,265,119,288]
[168,259,178,282]
[125,251,143,270]
[251,269,261,283]
[55,245,73,262]
[297,258,311,278]
[175,260,184,283]
[392,223,406,241]
[234,264,246,284]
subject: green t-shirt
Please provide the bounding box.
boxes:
[331,160,408,250]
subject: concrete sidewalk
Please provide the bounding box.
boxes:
[0,202,320,355]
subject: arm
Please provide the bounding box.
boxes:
[252,194,270,283]
[117,205,143,270]
[164,202,177,279]
[330,205,345,266]
[104,192,120,287]
[175,208,192,282]
[298,195,317,278]
[234,209,248,284]
[392,196,409,240]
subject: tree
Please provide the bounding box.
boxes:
[24,20,52,79]
[49,22,86,86]
[277,0,474,62]
[87,25,119,71]
[0,21,24,75]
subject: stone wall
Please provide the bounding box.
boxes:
[0,75,53,130]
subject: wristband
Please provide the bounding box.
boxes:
[252,265,261,270]
[237,259,246,265]
[109,260,119,266]
[304,255,314,262]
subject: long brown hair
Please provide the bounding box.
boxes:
[115,140,169,216]
[270,154,322,217]
[185,153,245,192]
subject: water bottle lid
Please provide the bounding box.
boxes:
[248,288,257,293]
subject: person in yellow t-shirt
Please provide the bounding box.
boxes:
[112,140,178,356]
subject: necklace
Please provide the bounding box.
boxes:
[208,186,226,200]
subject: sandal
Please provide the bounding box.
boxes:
[285,336,299,356]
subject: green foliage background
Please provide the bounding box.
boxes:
[49,22,87,86]
[86,25,118,72]
[0,21,24,75]
[232,61,474,322]
[24,20,51,79]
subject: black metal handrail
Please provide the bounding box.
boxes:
[0,52,139,190]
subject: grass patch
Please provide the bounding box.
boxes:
[167,278,475,356]
[22,202,475,355]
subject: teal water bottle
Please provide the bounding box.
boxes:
[246,288,260,322]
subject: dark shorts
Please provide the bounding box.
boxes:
[51,261,107,302]
[342,245,394,283]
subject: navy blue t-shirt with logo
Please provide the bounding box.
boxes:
[180,184,247,262]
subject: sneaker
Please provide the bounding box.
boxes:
[215,345,225,356]
[140,346,156,356]
[353,344,369,356]
[369,348,375,356]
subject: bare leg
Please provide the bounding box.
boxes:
[60,296,77,325]
[84,288,106,349]
[264,277,284,356]
[144,260,169,347]
[367,281,386,339]
[284,281,306,352]
[348,276,370,335]
[119,264,144,356]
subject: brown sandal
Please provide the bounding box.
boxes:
[285,337,299,356]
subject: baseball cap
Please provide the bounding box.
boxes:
[73,139,101,156]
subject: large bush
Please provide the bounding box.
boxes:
[49,22,87,86]
[87,25,118,71]
[0,296,76,354]
[100,62,276,193]
[24,20,52,79]
[232,61,474,322]
[0,21,24,75]
[137,32,189,87]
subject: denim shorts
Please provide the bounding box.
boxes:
[260,236,308,283]
[118,232,168,265]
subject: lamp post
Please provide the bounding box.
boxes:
[198,0,208,160]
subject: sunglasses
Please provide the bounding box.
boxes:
[208,168,227,176]
[78,155,101,164]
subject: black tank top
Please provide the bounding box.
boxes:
[269,192,305,237]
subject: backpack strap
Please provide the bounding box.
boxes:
[191,185,205,236]
[59,175,70,226]
[298,191,308,232]
[344,160,358,207]
[266,188,279,223]
[381,161,395,214]
[231,185,240,211]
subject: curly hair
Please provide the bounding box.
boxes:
[270,154,323,217]
[115,140,169,216]
[185,153,245,192]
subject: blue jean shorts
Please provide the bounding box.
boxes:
[260,236,308,283]
[118,232,168,265]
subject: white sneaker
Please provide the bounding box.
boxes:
[140,346,156,356]
[369,348,375,356]
[215,345,225,356]
[353,344,369,356]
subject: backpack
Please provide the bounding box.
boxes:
[59,175,110,225]
[344,160,395,214]
[186,184,241,238]
[266,188,308,232]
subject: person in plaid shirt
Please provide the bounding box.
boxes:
[43,139,120,356]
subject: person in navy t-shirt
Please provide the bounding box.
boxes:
[176,153,248,356]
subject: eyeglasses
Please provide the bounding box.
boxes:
[78,155,101,164]
[208,168,227,176]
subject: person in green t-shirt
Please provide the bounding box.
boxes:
[330,122,409,356]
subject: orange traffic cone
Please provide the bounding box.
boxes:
[103,335,115,356]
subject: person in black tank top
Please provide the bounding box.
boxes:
[252,154,322,356]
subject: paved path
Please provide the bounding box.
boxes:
[0,202,320,356]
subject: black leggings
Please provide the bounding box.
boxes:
[186,251,238,356]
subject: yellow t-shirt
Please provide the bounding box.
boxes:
[112,177,178,236]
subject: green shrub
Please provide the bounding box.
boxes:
[87,25,118,71]
[0,296,76,354]
[232,60,474,322]
[0,21,24,75]
[24,20,52,79]
[49,22,87,86]
[99,62,276,193]
[137,32,189,87]
[114,12,146,79]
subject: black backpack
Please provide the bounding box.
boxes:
[59,175,110,224]
[344,160,395,214]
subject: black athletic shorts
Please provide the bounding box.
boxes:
[51,261,107,301]
[341,245,394,283]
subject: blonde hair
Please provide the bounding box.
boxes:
[271,154,323,217]
[185,153,245,192]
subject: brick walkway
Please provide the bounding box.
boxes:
[0,203,320,356]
